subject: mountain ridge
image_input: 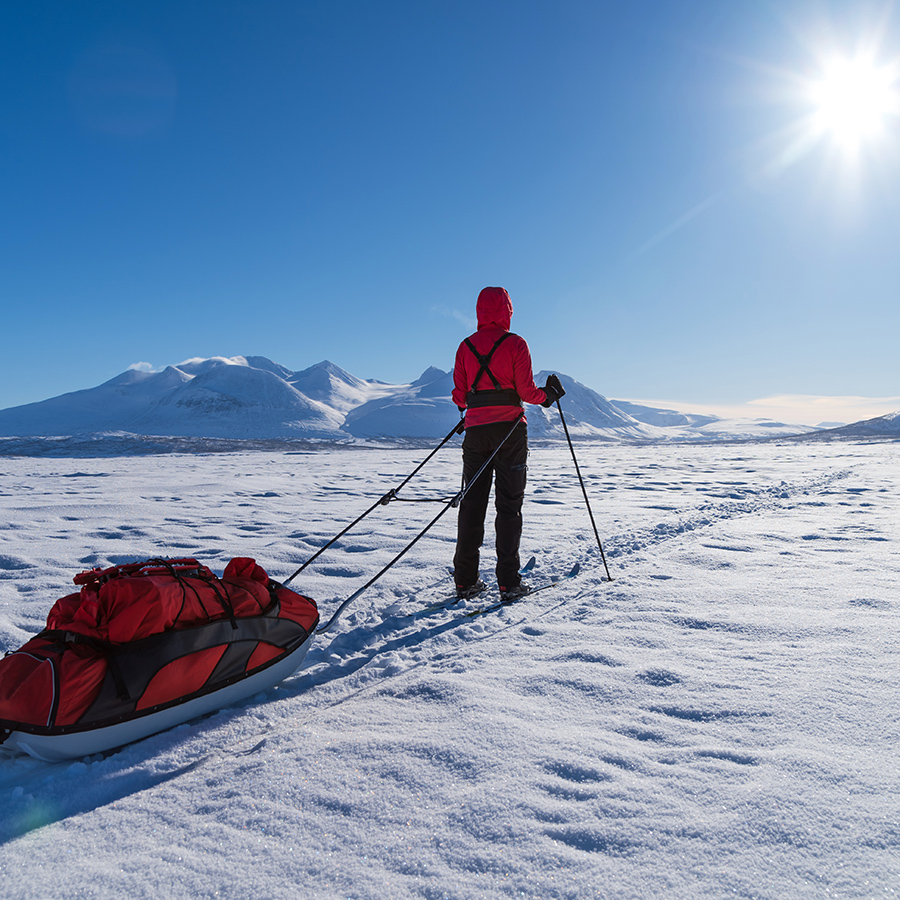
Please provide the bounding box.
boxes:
[0,354,884,447]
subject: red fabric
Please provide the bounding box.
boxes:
[49,559,273,643]
[246,641,284,672]
[0,558,319,729]
[224,557,269,584]
[136,645,227,711]
[0,649,54,728]
[51,642,109,726]
[452,286,547,428]
[270,584,320,632]
[0,636,110,727]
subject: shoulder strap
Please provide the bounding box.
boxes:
[464,332,513,392]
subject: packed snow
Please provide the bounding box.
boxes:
[0,438,898,899]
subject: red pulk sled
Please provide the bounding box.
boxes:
[0,557,318,761]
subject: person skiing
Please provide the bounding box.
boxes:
[451,286,564,601]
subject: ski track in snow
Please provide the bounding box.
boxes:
[0,440,898,899]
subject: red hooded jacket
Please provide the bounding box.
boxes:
[452,287,547,428]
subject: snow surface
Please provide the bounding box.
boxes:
[1,440,899,899]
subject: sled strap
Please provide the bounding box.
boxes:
[316,412,524,635]
[283,417,466,586]
[40,630,132,702]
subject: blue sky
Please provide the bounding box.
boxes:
[3,0,899,425]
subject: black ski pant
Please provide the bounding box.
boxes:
[453,419,528,590]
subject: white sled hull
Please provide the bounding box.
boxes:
[4,635,313,761]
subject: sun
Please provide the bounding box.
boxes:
[808,55,899,152]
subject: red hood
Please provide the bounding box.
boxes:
[476,287,513,331]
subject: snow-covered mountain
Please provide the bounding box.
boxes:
[0,354,833,446]
[288,360,394,414]
[127,363,344,439]
[530,373,663,440]
[343,368,459,439]
[611,400,720,429]
[807,410,900,439]
[345,370,669,441]
[0,366,194,437]
[611,399,820,440]
[0,358,344,440]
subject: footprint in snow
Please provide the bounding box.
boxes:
[618,726,667,743]
[637,669,682,687]
[0,555,33,571]
[696,748,759,766]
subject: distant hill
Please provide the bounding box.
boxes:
[610,399,820,440]
[805,410,900,439]
[611,400,719,429]
[0,354,835,448]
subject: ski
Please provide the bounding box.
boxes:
[462,562,580,618]
[415,556,536,616]
[416,594,464,616]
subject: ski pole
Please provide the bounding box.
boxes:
[283,418,464,587]
[316,414,523,634]
[555,399,613,581]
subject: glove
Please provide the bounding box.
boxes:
[541,373,565,407]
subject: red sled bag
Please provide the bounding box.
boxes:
[0,557,318,760]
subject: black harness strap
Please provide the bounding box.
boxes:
[465,333,510,391]
[464,333,521,408]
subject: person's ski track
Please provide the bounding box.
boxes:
[604,468,851,561]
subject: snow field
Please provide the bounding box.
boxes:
[0,439,898,899]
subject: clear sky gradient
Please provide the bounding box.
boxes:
[3,1,899,425]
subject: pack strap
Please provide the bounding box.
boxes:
[464,333,512,392]
[38,630,131,703]
[463,333,520,406]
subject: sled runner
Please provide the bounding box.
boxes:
[0,557,318,761]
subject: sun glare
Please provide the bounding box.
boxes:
[809,56,899,152]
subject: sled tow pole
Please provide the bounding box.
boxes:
[283,419,465,588]
[555,398,613,581]
[315,414,523,634]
